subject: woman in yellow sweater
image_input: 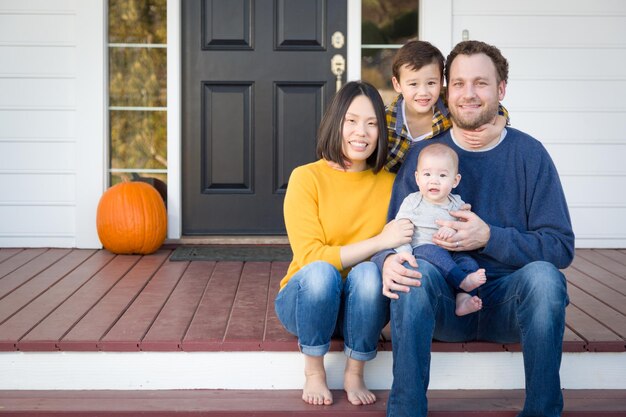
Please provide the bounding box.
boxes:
[275,81,413,407]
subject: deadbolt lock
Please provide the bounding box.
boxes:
[331,31,345,49]
[331,54,345,76]
[331,54,346,92]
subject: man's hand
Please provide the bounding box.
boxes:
[433,210,490,251]
[382,252,422,299]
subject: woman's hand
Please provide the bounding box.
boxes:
[377,218,414,250]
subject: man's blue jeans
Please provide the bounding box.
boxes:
[275,261,389,360]
[388,260,568,417]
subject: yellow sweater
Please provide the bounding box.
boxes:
[280,159,395,290]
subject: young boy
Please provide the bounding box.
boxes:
[394,143,485,316]
[385,40,508,173]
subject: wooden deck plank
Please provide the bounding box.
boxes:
[565,304,625,352]
[564,266,626,315]
[568,284,626,339]
[261,261,297,350]
[0,248,23,264]
[595,249,626,269]
[0,249,624,353]
[98,258,188,351]
[141,261,216,351]
[58,250,171,351]
[0,250,95,323]
[0,251,115,350]
[0,249,71,299]
[0,248,46,279]
[17,254,141,351]
[562,326,588,352]
[223,261,272,349]
[0,389,624,416]
[570,255,626,295]
[182,261,243,351]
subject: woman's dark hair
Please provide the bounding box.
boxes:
[316,81,388,173]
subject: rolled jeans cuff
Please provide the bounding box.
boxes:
[299,341,330,357]
[344,345,378,361]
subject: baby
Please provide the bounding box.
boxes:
[394,143,486,316]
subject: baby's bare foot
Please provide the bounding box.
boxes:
[344,358,376,406]
[459,269,486,292]
[455,293,482,316]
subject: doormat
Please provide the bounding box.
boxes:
[170,245,293,262]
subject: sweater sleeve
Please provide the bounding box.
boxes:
[283,166,343,271]
[481,144,575,269]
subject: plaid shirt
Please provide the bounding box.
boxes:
[384,92,510,173]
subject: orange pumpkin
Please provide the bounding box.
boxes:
[96,181,167,254]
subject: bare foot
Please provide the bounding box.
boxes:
[303,355,333,405]
[455,293,482,316]
[459,269,486,292]
[344,357,376,405]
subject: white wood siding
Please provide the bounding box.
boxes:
[421,0,626,248]
[0,0,104,248]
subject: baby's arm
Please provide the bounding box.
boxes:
[433,225,457,240]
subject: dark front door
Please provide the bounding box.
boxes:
[182,0,348,235]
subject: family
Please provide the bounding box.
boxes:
[275,39,575,417]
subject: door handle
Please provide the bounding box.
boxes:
[331,54,346,92]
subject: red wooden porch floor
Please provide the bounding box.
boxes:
[0,247,624,353]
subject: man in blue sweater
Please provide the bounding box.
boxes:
[373,41,575,417]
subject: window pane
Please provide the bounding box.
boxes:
[110,110,167,170]
[109,47,167,107]
[109,0,167,44]
[110,173,168,205]
[361,48,397,105]
[362,0,418,45]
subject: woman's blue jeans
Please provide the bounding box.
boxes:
[388,260,568,417]
[275,260,389,361]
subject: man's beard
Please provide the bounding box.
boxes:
[450,100,499,130]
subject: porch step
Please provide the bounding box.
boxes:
[1,389,625,416]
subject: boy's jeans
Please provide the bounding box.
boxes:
[275,260,389,360]
[388,260,568,417]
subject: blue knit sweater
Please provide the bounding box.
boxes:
[373,128,575,277]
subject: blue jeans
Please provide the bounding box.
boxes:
[275,260,389,360]
[388,260,568,417]
[412,244,480,294]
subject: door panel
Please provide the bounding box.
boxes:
[183,0,347,235]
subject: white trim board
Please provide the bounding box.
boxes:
[166,0,181,239]
[346,0,361,82]
[2,351,624,390]
[74,0,106,248]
